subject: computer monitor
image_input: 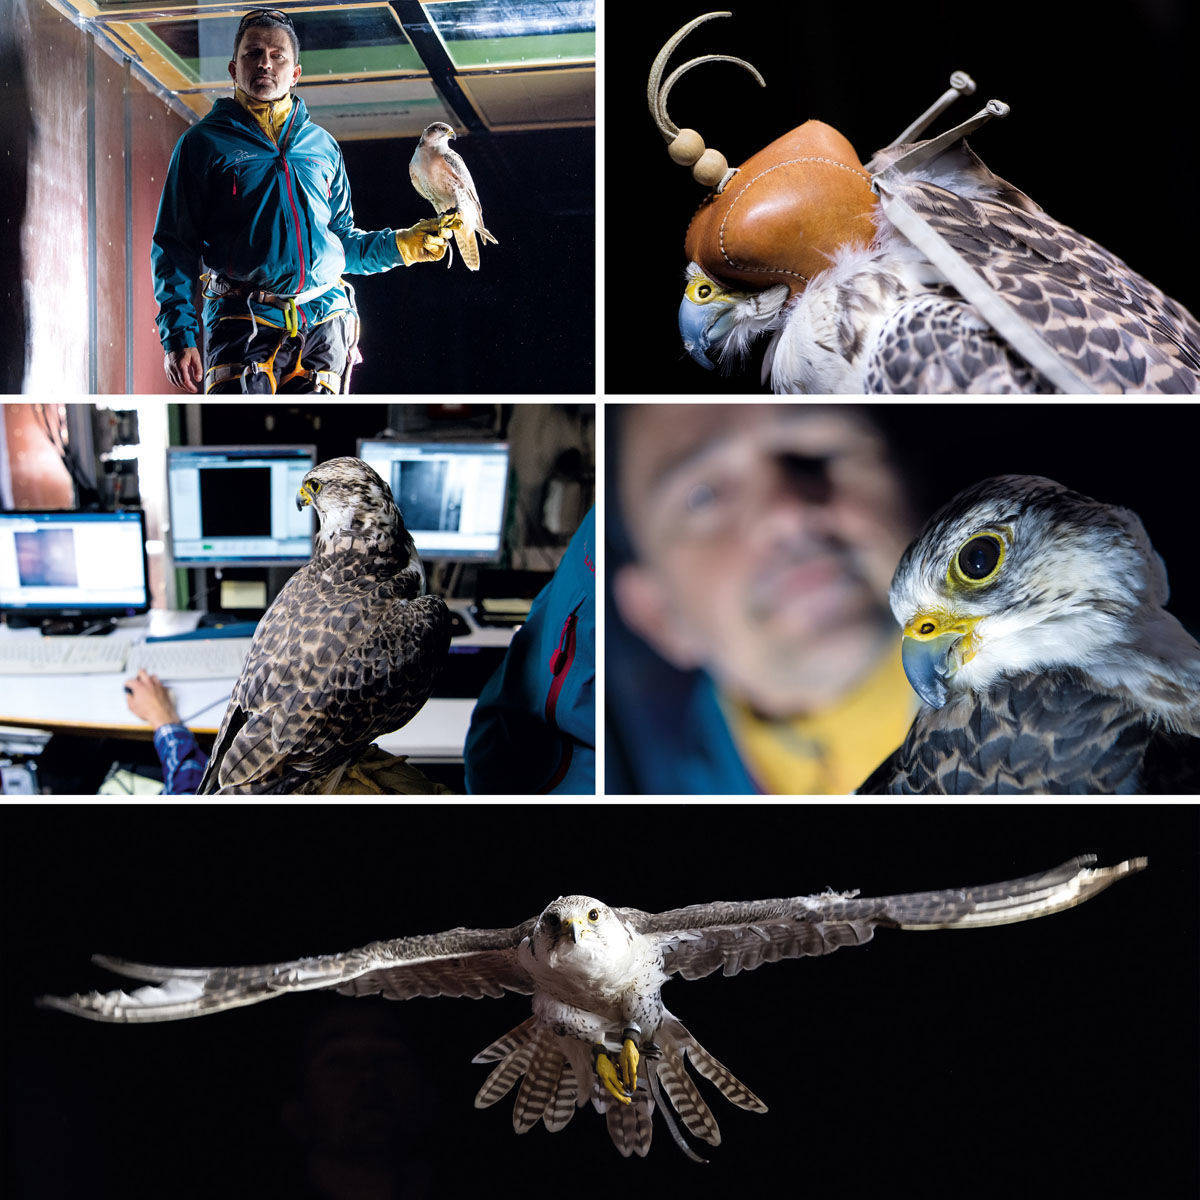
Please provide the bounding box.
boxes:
[357,439,509,562]
[166,445,316,567]
[0,510,149,619]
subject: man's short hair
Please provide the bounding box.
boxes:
[233,8,300,60]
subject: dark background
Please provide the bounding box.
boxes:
[341,126,594,393]
[605,0,1199,393]
[5,804,1197,1198]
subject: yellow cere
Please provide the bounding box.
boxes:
[903,610,983,666]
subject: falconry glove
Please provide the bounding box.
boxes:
[394,215,462,266]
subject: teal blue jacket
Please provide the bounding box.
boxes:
[152,96,404,352]
[465,509,596,794]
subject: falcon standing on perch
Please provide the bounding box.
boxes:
[196,457,450,795]
[41,856,1144,1160]
[409,122,498,271]
[652,13,1200,393]
[860,475,1200,793]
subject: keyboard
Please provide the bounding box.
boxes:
[125,638,256,680]
[0,636,132,675]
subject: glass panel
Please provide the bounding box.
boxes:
[426,0,595,68]
[458,67,592,128]
[129,7,423,87]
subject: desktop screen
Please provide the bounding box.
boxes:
[0,510,149,614]
[357,440,509,561]
[167,446,316,566]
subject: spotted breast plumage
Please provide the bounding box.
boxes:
[40,856,1144,1159]
[195,456,450,795]
[860,475,1200,793]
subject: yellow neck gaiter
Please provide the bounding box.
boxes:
[723,646,917,795]
[235,87,294,144]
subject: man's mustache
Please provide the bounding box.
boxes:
[746,537,861,620]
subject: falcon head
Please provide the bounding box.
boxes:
[888,475,1175,710]
[296,457,416,566]
[418,121,455,147]
[530,896,632,973]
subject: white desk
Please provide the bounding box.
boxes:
[0,602,513,761]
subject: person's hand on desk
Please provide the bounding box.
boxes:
[124,671,182,731]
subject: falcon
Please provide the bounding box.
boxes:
[40,855,1144,1161]
[409,122,497,271]
[860,475,1200,793]
[196,456,450,794]
[652,14,1200,393]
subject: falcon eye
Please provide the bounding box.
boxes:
[588,908,600,923]
[953,534,1004,585]
[309,479,322,494]
[544,913,560,929]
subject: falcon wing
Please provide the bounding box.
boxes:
[200,574,449,795]
[623,856,1144,981]
[857,669,1159,795]
[887,171,1200,393]
[38,920,537,1024]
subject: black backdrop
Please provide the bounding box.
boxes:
[604,0,1199,393]
[6,804,1197,1198]
[335,125,594,394]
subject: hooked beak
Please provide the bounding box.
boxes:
[296,482,315,512]
[563,918,583,944]
[900,612,982,709]
[678,293,738,370]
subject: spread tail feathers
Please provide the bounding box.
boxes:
[470,1012,766,1159]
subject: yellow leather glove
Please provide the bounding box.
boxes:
[395,214,462,266]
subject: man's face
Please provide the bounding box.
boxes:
[614,405,915,716]
[229,25,300,102]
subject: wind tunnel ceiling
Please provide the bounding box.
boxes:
[45,0,595,138]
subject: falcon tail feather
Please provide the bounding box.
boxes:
[471,1012,767,1159]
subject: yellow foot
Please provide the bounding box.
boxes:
[438,210,465,234]
[619,1035,640,1093]
[593,1044,631,1105]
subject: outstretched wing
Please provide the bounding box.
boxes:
[39,920,538,1024]
[888,171,1200,393]
[623,856,1144,981]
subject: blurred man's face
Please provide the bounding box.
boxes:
[229,26,300,102]
[614,405,914,717]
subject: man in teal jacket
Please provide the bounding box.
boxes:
[152,9,453,393]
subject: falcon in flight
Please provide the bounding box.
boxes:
[40,856,1144,1160]
[653,14,1200,393]
[196,457,450,794]
[860,475,1200,793]
[409,122,497,271]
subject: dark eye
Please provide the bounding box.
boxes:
[957,535,1002,581]
[588,908,600,922]
[544,912,560,930]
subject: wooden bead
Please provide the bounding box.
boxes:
[692,148,728,188]
[668,128,705,165]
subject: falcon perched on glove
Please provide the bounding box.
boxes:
[409,122,498,271]
[861,475,1200,793]
[653,13,1200,394]
[41,856,1143,1160]
[196,457,450,795]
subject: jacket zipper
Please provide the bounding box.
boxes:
[545,604,582,727]
[278,105,307,302]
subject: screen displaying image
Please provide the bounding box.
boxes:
[167,447,315,566]
[0,512,147,613]
[359,440,509,561]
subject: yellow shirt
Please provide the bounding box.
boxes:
[234,87,294,144]
[723,647,918,795]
